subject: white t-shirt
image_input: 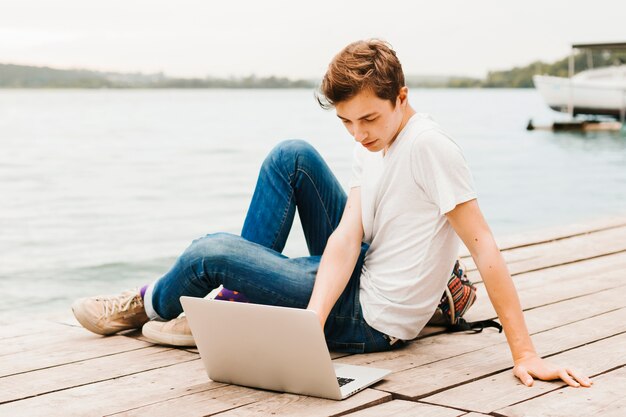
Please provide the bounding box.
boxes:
[349,113,477,340]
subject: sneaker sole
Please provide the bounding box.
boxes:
[142,323,196,347]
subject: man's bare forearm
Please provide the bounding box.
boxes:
[307,232,362,327]
[473,240,537,362]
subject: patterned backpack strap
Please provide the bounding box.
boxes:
[437,260,503,333]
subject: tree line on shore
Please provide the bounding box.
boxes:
[1,50,624,89]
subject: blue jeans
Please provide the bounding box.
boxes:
[145,140,399,353]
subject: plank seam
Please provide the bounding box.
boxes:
[490,364,626,415]
[102,385,251,417]
[493,222,626,252]
[372,391,476,414]
[469,248,626,284]
[541,329,626,361]
[205,391,392,417]
[521,290,626,315]
[0,346,156,379]
[208,398,267,417]
[387,359,522,402]
[473,290,626,324]
[332,394,392,417]
[509,248,626,276]
[2,329,63,342]
[0,356,201,406]
[586,363,626,380]
[1,320,84,342]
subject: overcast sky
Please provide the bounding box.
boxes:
[1,0,625,80]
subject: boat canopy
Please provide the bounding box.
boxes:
[571,42,626,50]
[568,42,626,81]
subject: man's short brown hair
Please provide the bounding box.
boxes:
[317,39,405,110]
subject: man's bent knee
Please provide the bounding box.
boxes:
[183,232,242,266]
[266,139,319,174]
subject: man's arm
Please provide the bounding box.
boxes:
[307,187,364,327]
[446,199,592,388]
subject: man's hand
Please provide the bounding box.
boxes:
[513,354,593,388]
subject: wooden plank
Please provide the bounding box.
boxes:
[339,260,626,375]
[0,346,198,403]
[0,360,225,416]
[0,320,72,340]
[0,323,112,356]
[423,331,626,413]
[464,257,626,323]
[364,307,626,399]
[517,284,626,331]
[463,224,626,280]
[342,399,463,417]
[0,326,151,377]
[104,385,276,417]
[464,250,626,321]
[495,365,626,417]
[460,214,626,255]
[108,388,389,417]
[507,225,626,275]
[210,389,390,417]
[48,313,81,328]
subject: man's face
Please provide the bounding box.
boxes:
[335,88,406,153]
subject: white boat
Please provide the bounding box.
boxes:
[532,42,626,121]
[533,64,626,119]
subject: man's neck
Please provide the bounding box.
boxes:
[384,105,416,155]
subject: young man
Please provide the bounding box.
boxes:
[72,39,592,388]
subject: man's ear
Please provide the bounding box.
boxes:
[398,86,409,105]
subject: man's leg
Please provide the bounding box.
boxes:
[149,232,318,319]
[215,139,347,303]
[241,139,347,254]
[147,139,348,319]
[72,139,386,351]
[145,139,400,352]
[72,139,342,335]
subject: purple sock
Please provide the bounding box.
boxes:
[139,284,148,299]
[215,288,249,303]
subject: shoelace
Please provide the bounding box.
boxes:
[100,290,141,317]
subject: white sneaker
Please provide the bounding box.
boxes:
[142,315,196,347]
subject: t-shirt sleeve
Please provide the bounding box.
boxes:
[348,143,363,188]
[411,129,477,215]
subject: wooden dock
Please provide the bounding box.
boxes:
[3,216,626,416]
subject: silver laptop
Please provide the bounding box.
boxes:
[180,296,391,400]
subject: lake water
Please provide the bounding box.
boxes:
[1,88,625,320]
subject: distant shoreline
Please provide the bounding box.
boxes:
[0,62,488,89]
[0,86,534,90]
[2,50,624,89]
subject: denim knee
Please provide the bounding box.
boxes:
[265,139,317,176]
[150,233,242,320]
[182,232,239,268]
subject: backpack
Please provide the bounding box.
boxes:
[428,259,503,333]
